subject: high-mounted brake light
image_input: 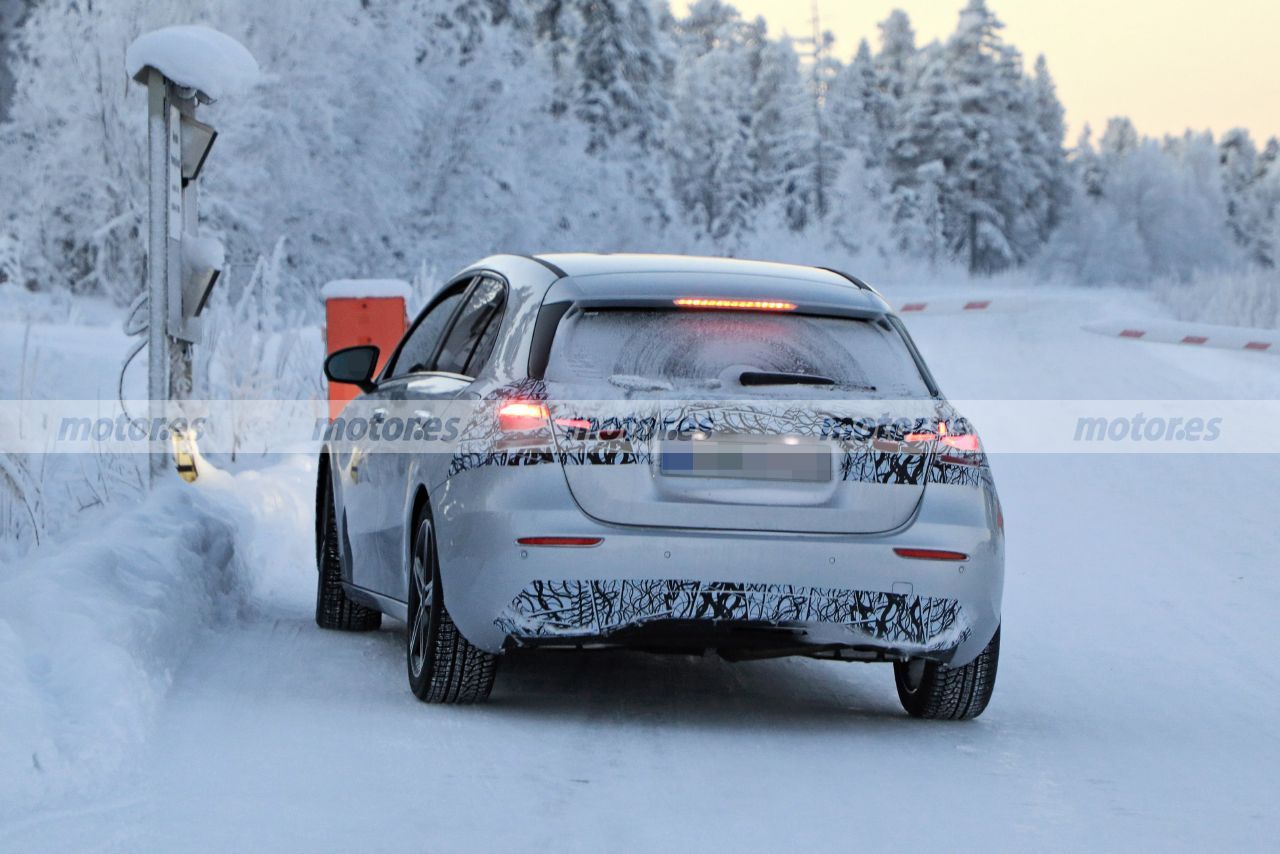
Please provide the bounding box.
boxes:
[517,537,603,547]
[894,548,969,561]
[674,298,796,311]
[497,401,549,432]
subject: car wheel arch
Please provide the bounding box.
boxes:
[404,484,432,597]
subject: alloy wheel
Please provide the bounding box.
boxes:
[408,520,434,679]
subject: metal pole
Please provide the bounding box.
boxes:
[145,69,170,484]
[170,92,197,401]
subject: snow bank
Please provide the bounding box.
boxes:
[1157,268,1280,331]
[126,26,259,101]
[0,458,314,813]
[321,279,412,300]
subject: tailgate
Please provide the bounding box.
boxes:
[544,306,938,535]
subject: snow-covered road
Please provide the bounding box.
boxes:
[7,287,1279,852]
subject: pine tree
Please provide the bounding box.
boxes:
[534,0,580,112]
[944,0,1034,272]
[750,35,825,230]
[1099,117,1140,156]
[885,44,965,259]
[0,0,36,124]
[1219,128,1271,264]
[875,9,916,100]
[667,2,756,240]
[573,0,671,154]
[1074,124,1105,198]
[1029,55,1069,237]
[828,39,892,162]
[1256,138,1280,266]
[676,0,746,57]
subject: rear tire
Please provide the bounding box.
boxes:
[315,483,381,632]
[894,626,999,720]
[406,514,498,703]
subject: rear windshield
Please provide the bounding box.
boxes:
[545,309,933,398]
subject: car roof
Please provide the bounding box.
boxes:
[528,253,889,315]
[534,253,847,284]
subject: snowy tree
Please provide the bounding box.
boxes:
[1219,128,1272,265]
[827,39,892,162]
[1045,124,1241,282]
[572,0,670,154]
[0,0,145,298]
[749,35,832,231]
[674,0,747,57]
[1253,138,1280,267]
[875,9,916,100]
[884,45,964,260]
[1028,55,1069,237]
[943,0,1040,272]
[826,150,894,259]
[1099,116,1140,156]
[667,4,756,241]
[0,0,35,124]
[877,1,1066,272]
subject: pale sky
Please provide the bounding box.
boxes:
[678,0,1280,143]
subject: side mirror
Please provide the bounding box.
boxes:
[324,345,380,393]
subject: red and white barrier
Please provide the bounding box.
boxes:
[892,296,1032,315]
[1083,319,1277,354]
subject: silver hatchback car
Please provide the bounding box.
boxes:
[317,254,1004,719]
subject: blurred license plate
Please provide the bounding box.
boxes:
[660,440,831,482]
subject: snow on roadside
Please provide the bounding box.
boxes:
[0,455,316,814]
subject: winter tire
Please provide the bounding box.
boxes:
[315,482,382,631]
[894,626,1000,720]
[406,514,498,703]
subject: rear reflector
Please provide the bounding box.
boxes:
[894,547,969,561]
[674,298,796,311]
[517,537,603,547]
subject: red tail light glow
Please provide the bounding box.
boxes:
[674,298,796,311]
[497,401,549,432]
[894,548,969,561]
[517,537,603,547]
[940,432,981,452]
[903,421,982,454]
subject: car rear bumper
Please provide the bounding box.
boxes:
[496,578,971,661]
[434,469,1003,666]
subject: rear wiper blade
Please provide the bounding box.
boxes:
[739,370,839,387]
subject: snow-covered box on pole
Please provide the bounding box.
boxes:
[126,25,259,102]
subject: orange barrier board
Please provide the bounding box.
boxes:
[324,295,406,420]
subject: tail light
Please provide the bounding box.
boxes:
[498,400,596,438]
[938,422,981,453]
[902,421,983,463]
[497,401,549,433]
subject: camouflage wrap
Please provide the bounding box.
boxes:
[496,579,967,651]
